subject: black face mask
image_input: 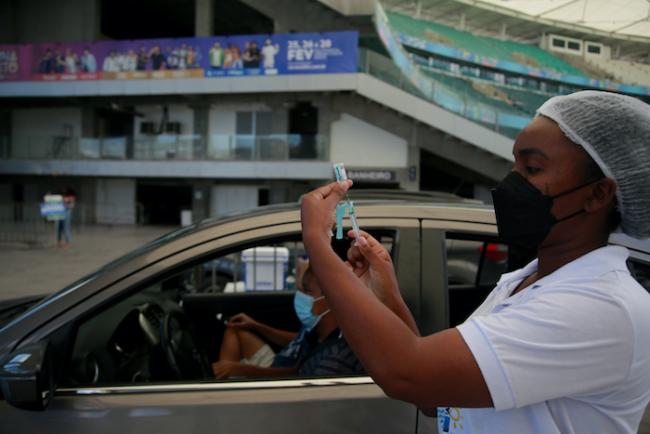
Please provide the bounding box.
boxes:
[491,171,599,251]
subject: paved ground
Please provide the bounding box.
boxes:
[0,224,172,300]
[0,223,648,432]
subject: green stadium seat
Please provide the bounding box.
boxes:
[387,11,588,78]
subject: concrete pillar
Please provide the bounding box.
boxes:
[459,13,466,31]
[192,181,210,223]
[0,0,16,43]
[13,0,99,43]
[474,184,493,204]
[195,0,214,36]
[399,123,420,191]
[192,104,209,159]
[0,109,11,159]
[96,178,136,224]
[500,23,507,41]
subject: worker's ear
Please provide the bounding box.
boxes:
[585,178,617,213]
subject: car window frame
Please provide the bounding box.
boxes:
[420,219,499,333]
[20,218,419,397]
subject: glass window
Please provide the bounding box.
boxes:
[186,240,305,294]
[445,235,510,326]
[552,38,566,48]
[628,259,650,293]
[567,41,581,51]
[587,44,601,54]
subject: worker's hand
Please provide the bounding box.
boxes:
[300,180,353,247]
[346,230,400,306]
[227,313,259,331]
[212,360,244,379]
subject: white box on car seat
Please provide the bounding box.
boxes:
[241,247,290,291]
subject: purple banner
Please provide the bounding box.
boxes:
[0,31,358,83]
[0,44,32,81]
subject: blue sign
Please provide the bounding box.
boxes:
[40,202,65,221]
[202,31,358,78]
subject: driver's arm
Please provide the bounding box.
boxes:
[254,323,298,347]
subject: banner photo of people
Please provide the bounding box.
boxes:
[32,42,106,80]
[202,32,359,77]
[0,31,358,82]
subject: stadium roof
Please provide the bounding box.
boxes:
[477,0,650,38]
[383,0,650,59]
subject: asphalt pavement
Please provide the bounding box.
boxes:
[0,224,172,300]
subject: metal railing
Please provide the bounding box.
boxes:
[0,202,145,247]
[4,133,329,162]
[358,48,530,137]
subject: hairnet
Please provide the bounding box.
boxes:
[536,90,650,239]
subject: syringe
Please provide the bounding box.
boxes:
[333,163,361,240]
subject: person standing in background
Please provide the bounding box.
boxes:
[57,188,76,248]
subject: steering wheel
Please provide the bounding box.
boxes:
[160,310,211,380]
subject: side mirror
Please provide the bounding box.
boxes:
[0,340,55,411]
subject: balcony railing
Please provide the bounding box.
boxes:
[4,133,329,162]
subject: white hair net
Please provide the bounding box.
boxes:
[537,90,650,239]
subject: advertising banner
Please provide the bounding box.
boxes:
[0,44,31,81]
[0,31,358,83]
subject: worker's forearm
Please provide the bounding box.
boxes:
[383,291,420,336]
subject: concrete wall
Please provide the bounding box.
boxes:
[11,108,82,158]
[0,0,99,44]
[317,0,374,15]
[133,104,195,159]
[207,101,272,159]
[134,104,195,137]
[329,113,408,168]
[95,178,136,224]
[209,184,259,218]
[12,108,82,139]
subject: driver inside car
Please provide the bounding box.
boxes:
[211,266,364,379]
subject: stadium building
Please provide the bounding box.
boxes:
[1,0,649,226]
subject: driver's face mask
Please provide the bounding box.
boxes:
[293,291,330,331]
[491,171,600,251]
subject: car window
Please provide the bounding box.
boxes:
[628,259,650,293]
[63,230,396,387]
[182,240,306,294]
[445,235,510,326]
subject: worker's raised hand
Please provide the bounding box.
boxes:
[346,230,400,306]
[227,313,258,331]
[300,180,352,247]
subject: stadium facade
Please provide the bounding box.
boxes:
[1,0,649,225]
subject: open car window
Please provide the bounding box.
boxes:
[628,259,650,293]
[61,230,397,388]
[444,233,524,327]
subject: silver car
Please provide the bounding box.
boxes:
[1,198,648,434]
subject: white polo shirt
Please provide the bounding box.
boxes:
[438,246,650,434]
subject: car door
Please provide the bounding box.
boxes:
[416,217,506,434]
[1,218,422,434]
